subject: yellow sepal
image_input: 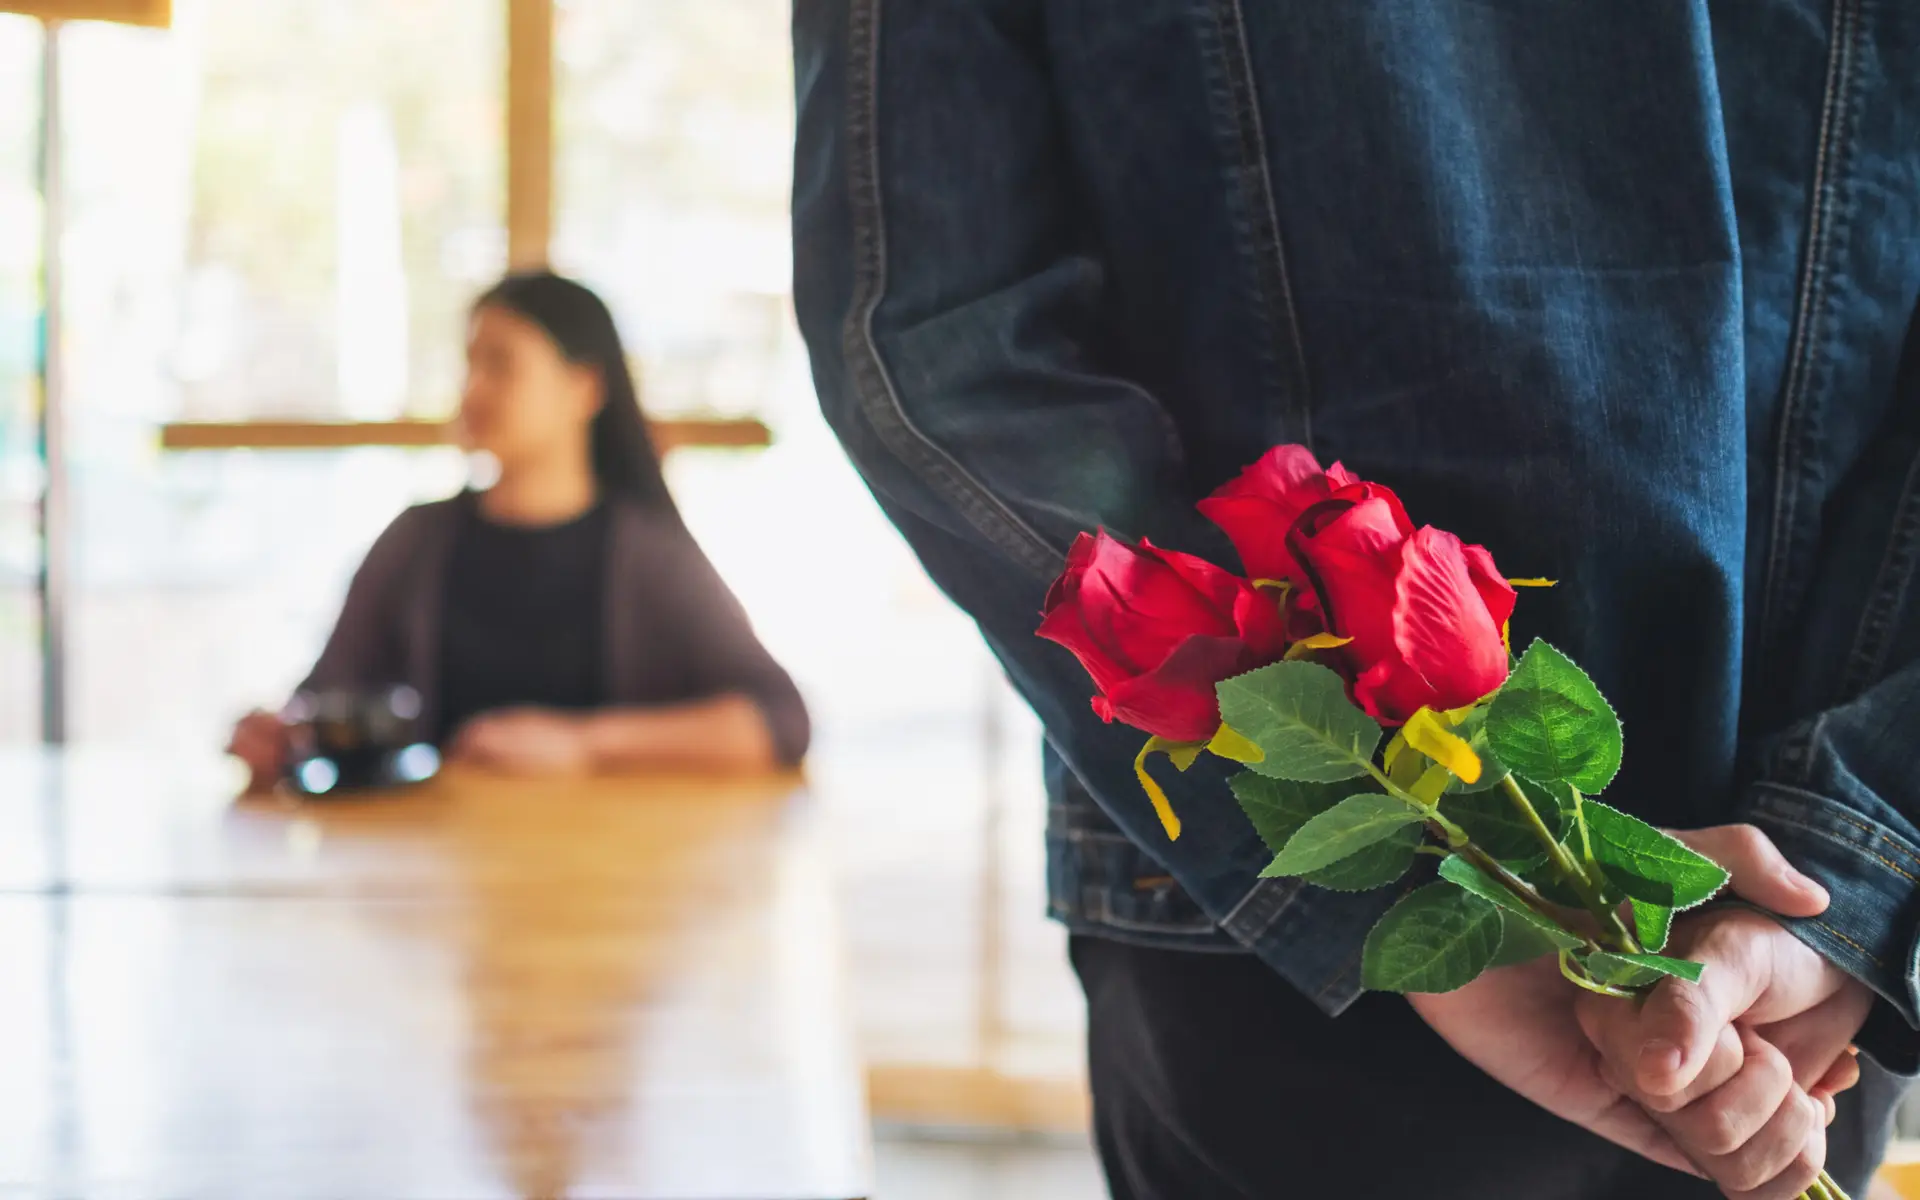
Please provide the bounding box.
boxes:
[1410,762,1454,805]
[1383,729,1410,775]
[1507,577,1558,587]
[1384,730,1425,789]
[1207,724,1266,765]
[1135,735,1205,840]
[1403,707,1483,785]
[1284,631,1355,661]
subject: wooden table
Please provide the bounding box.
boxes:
[0,749,872,1200]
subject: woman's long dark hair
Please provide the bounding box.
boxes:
[473,270,678,515]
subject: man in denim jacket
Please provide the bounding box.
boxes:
[793,3,1920,1195]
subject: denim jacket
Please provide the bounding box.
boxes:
[793,0,1920,1067]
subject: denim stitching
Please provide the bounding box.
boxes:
[839,0,1061,581]
[1820,808,1920,871]
[1199,0,1315,447]
[1753,791,1920,891]
[1221,875,1304,944]
[1817,920,1886,968]
[1759,0,1862,670]
[1838,447,1920,700]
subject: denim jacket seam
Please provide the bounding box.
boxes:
[1196,0,1315,448]
[1750,782,1920,882]
[1220,874,1306,946]
[838,0,1063,581]
[1075,887,1221,935]
[1838,448,1920,700]
[1758,0,1863,665]
[1816,920,1887,968]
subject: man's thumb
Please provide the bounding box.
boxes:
[1669,824,1829,918]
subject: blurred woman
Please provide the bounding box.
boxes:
[228,271,808,787]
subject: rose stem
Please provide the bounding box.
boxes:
[1499,774,1641,953]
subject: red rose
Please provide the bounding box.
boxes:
[1288,494,1516,724]
[1198,445,1363,583]
[1038,530,1291,742]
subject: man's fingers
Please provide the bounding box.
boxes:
[1659,1029,1793,1159]
[1635,912,1782,1096]
[1584,1089,1703,1178]
[1756,985,1876,1092]
[1669,825,1828,918]
[1641,1025,1745,1115]
[1811,1051,1860,1117]
[1708,1087,1824,1200]
[1581,991,1745,1116]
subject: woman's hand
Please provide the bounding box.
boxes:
[226,710,291,793]
[448,708,596,775]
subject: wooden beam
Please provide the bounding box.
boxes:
[865,1065,1090,1135]
[505,0,553,268]
[157,417,772,454]
[0,0,168,24]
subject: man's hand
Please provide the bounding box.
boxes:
[1576,906,1871,1198]
[1411,823,1858,1192]
[1410,952,1697,1173]
[449,708,596,775]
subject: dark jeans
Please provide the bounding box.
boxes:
[1070,936,1904,1200]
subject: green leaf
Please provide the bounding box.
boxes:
[1633,899,1675,953]
[1507,847,1623,912]
[1485,640,1623,793]
[1437,855,1583,951]
[1580,952,1662,988]
[1230,774,1354,855]
[1489,911,1565,968]
[1361,883,1504,994]
[1443,777,1570,862]
[1217,662,1383,783]
[1232,775,1420,892]
[1585,801,1730,910]
[1303,822,1423,891]
[1586,951,1705,987]
[1261,794,1426,878]
[1500,852,1551,877]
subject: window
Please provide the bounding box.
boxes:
[553,0,793,420]
[55,1,501,742]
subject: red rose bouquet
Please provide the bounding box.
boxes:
[1038,446,1848,1200]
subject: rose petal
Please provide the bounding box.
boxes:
[1100,634,1252,742]
[1462,542,1518,632]
[1293,495,1410,666]
[1391,527,1511,712]
[1038,594,1138,696]
[1231,582,1294,661]
[1211,444,1332,504]
[1093,536,1237,641]
[1352,658,1439,726]
[1194,494,1304,582]
[1138,539,1251,627]
[1329,480,1415,538]
[1199,445,1348,583]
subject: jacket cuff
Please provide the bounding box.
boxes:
[1741,783,1920,1076]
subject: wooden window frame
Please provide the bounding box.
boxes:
[0,1,167,24]
[152,0,761,455]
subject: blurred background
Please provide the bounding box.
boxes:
[0,1,1103,1194]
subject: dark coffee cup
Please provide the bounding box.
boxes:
[283,685,440,796]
